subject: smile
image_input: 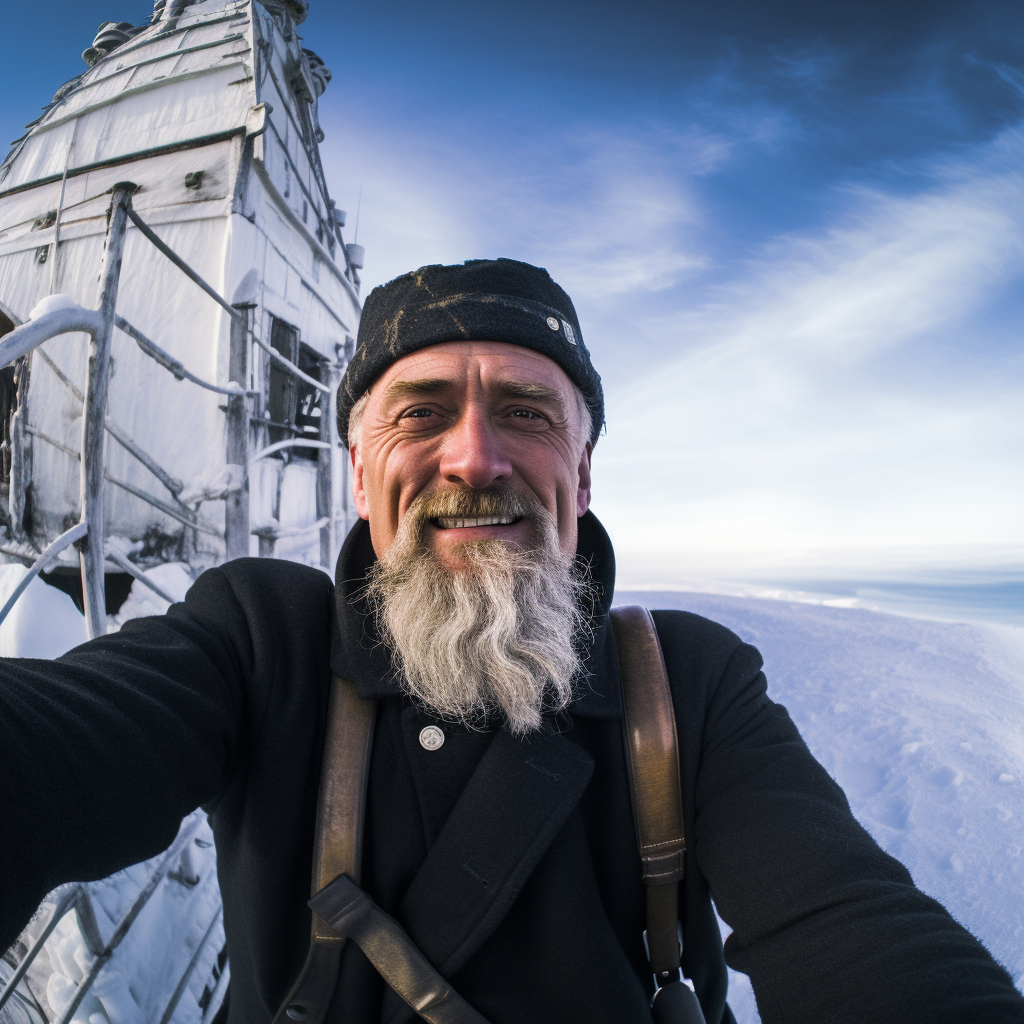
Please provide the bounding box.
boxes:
[433,516,520,529]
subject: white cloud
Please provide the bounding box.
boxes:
[595,131,1024,558]
[319,112,724,303]
[321,102,1023,565]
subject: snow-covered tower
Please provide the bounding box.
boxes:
[0,0,362,619]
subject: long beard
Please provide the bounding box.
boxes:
[362,488,594,737]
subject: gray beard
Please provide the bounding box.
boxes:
[362,488,593,737]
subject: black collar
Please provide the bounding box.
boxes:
[329,511,623,719]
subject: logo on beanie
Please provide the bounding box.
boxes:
[544,315,577,347]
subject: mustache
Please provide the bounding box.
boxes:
[407,487,542,530]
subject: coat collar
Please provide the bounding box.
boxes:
[329,510,623,719]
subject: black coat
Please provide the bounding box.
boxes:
[1,513,1021,1024]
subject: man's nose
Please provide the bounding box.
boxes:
[438,406,513,489]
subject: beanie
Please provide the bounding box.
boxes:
[337,259,604,445]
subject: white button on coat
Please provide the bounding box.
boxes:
[419,725,445,750]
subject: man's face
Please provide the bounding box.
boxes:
[351,341,593,564]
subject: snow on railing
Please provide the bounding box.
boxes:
[0,183,135,638]
[1,181,347,636]
[114,315,252,398]
[0,810,228,1024]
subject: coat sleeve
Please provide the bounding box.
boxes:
[0,558,332,953]
[654,611,1024,1024]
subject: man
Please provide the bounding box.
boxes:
[1,259,1022,1024]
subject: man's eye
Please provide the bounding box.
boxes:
[508,408,547,426]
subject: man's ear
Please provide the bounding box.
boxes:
[576,442,593,517]
[351,444,370,521]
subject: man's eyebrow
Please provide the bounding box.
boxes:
[380,378,454,404]
[381,377,567,414]
[493,381,566,413]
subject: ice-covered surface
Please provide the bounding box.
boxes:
[108,562,194,630]
[11,812,225,1024]
[0,565,87,658]
[617,588,1024,1023]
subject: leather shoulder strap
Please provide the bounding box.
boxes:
[609,606,686,983]
[272,675,376,1024]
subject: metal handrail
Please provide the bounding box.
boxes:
[115,315,252,397]
[24,424,222,538]
[249,437,330,464]
[201,962,230,1024]
[106,475,222,537]
[156,905,224,1024]
[250,329,331,394]
[0,306,102,367]
[35,346,188,501]
[0,817,215,1020]
[126,207,332,395]
[105,547,180,605]
[50,814,205,1024]
[0,181,132,639]
[0,886,80,1013]
[252,516,328,539]
[0,522,88,629]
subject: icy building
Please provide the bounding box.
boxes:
[0,1,362,1020]
[0,0,361,591]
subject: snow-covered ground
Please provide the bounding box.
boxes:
[617,588,1024,1023]
[3,566,1021,1022]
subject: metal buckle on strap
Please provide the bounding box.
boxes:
[643,923,692,1000]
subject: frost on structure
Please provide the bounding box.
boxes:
[0,0,362,578]
[8,812,225,1024]
[0,0,360,1014]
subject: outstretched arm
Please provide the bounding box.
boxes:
[0,558,333,952]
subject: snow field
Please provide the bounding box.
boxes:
[618,589,1024,1023]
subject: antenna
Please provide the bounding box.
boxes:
[354,186,362,244]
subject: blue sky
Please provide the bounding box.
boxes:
[2,0,1022,575]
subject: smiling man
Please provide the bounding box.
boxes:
[2,260,1024,1024]
[350,337,595,737]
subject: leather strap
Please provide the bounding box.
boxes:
[310,874,490,1024]
[610,606,686,983]
[272,676,376,1024]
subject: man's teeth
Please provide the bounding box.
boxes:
[436,516,516,529]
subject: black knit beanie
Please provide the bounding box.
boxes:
[337,259,604,445]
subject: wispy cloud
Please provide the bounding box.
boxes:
[595,129,1024,556]
[317,9,1024,570]
[323,115,724,304]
